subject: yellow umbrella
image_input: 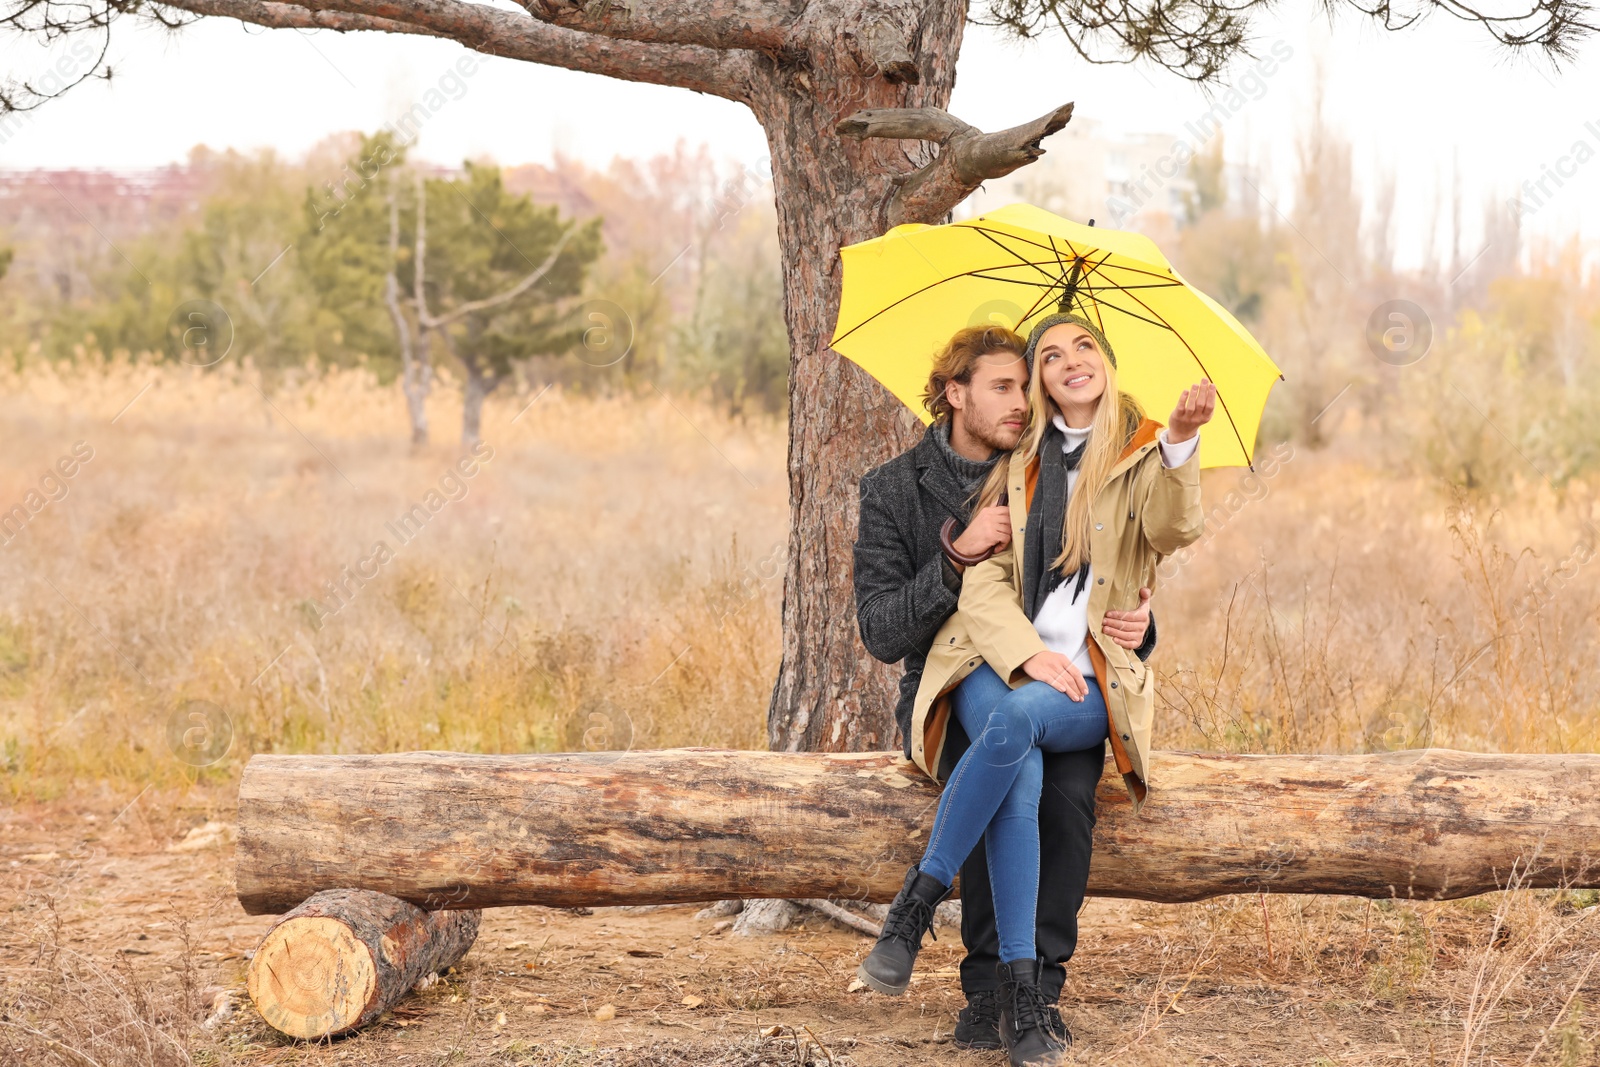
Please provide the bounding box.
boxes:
[831,202,1283,469]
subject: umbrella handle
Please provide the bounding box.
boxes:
[940,490,1009,567]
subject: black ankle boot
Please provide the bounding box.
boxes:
[997,958,1070,1066]
[855,864,950,995]
[953,988,1002,1049]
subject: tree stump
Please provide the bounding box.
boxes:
[246,888,481,1039]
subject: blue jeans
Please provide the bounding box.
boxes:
[917,663,1110,965]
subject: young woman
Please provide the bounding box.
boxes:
[856,312,1213,1066]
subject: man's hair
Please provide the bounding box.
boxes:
[922,325,1027,424]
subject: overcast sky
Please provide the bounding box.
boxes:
[3,5,1598,271]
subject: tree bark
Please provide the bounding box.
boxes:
[751,3,968,754]
[245,887,480,1039]
[236,748,1600,915]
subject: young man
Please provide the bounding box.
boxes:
[852,324,1154,1048]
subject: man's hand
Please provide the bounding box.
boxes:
[1101,587,1152,650]
[1021,650,1087,701]
[1166,379,1217,444]
[951,505,1011,561]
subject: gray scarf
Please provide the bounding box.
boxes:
[932,420,1001,500]
[1022,420,1090,620]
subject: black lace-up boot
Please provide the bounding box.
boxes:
[953,988,1002,1049]
[855,864,950,995]
[997,958,1070,1065]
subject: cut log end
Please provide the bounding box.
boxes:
[246,888,481,1040]
[248,916,376,1039]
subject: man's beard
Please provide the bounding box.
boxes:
[964,408,1024,454]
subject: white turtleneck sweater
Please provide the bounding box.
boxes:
[1031,414,1199,678]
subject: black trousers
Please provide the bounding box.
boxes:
[954,739,1106,1000]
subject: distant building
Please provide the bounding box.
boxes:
[955,117,1197,243]
[0,166,212,302]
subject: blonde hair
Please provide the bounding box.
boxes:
[975,332,1144,574]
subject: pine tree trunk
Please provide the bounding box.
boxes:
[756,11,966,753]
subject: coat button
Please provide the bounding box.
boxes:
[1095,523,1104,530]
[1121,734,1130,741]
[1097,577,1105,585]
[1110,680,1118,689]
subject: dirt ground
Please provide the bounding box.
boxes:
[4,787,1597,1067]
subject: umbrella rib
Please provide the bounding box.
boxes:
[835,226,1116,345]
[1050,235,1096,322]
[1072,245,1117,324]
[966,226,1185,286]
[1048,236,1073,304]
[1058,238,1182,330]
[1082,248,1113,340]
[974,227,1072,287]
[966,225,1189,294]
[1024,238,1075,326]
[1053,236,1096,321]
[1069,289,1174,331]
[1019,286,1057,324]
[831,267,1042,345]
[964,272,1174,292]
[1092,303,1164,328]
[831,263,1182,346]
[1078,255,1252,461]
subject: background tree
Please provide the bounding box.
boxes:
[75,148,320,368]
[2,0,1590,755]
[409,162,603,447]
[300,139,603,445]
[298,132,409,379]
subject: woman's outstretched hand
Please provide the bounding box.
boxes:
[1166,379,1216,444]
[1021,650,1087,702]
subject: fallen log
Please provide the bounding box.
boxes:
[236,748,1600,915]
[246,888,480,1039]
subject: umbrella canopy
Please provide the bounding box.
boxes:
[831,202,1283,469]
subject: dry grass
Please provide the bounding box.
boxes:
[1152,430,1600,761]
[4,359,1600,1064]
[0,354,786,799]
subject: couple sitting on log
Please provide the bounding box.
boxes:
[851,313,1214,1065]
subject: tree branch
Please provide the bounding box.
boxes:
[834,107,974,143]
[837,101,1076,226]
[423,226,577,329]
[978,0,1597,80]
[518,0,792,52]
[159,0,450,34]
[153,0,758,101]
